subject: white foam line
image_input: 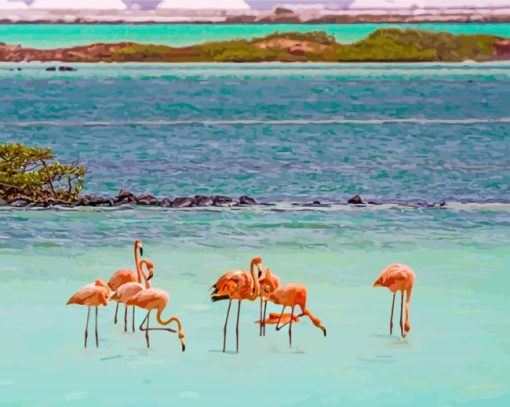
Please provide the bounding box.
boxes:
[1,202,509,213]
[2,118,510,127]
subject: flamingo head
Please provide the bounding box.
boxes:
[178,330,186,352]
[135,239,143,257]
[143,259,155,280]
[251,256,263,276]
[259,267,279,297]
[373,276,383,287]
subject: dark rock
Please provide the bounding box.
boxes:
[79,195,108,206]
[117,188,136,200]
[172,197,195,208]
[213,195,234,207]
[58,66,77,72]
[9,199,29,207]
[115,189,137,205]
[239,195,257,205]
[45,66,57,71]
[159,197,173,208]
[312,200,321,205]
[194,195,214,207]
[348,195,364,205]
[41,198,69,207]
[136,194,159,206]
[0,197,7,206]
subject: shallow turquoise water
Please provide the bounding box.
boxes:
[0,22,509,48]
[0,63,509,406]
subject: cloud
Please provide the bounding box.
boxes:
[0,0,28,8]
[349,0,510,7]
[158,0,250,9]
[31,0,126,8]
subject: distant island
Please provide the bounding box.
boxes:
[2,29,510,63]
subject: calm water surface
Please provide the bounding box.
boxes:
[0,23,509,48]
[0,63,509,406]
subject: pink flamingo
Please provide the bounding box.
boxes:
[373,263,415,337]
[210,256,262,353]
[66,280,112,348]
[260,267,326,346]
[107,239,143,324]
[111,258,154,332]
[126,286,186,352]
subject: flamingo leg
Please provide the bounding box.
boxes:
[235,300,242,353]
[114,302,119,325]
[262,300,268,336]
[400,292,405,338]
[132,306,135,333]
[138,311,152,348]
[259,298,263,336]
[275,306,288,331]
[95,306,99,348]
[288,306,295,347]
[223,300,232,353]
[146,311,151,348]
[84,307,90,348]
[390,293,396,335]
[124,305,128,332]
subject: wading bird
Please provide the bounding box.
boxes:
[107,239,144,324]
[260,267,326,347]
[126,285,186,352]
[210,256,263,353]
[373,263,415,337]
[66,279,112,348]
[111,258,154,332]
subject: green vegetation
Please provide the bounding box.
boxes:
[335,29,501,62]
[0,143,86,203]
[104,28,506,63]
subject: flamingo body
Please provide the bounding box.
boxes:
[67,280,111,307]
[211,270,257,301]
[108,269,137,291]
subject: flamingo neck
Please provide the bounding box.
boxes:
[249,261,261,300]
[138,259,151,289]
[156,308,182,329]
[134,243,140,277]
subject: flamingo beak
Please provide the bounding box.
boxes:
[321,326,327,337]
[139,246,144,257]
[179,331,186,352]
[148,271,153,280]
[257,264,263,278]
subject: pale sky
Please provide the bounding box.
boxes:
[31,0,126,8]
[158,0,250,9]
[0,0,28,8]
[350,0,510,7]
[1,0,510,9]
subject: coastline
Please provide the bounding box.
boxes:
[1,28,509,63]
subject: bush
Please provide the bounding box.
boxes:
[0,143,86,203]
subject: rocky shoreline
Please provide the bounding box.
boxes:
[0,191,449,209]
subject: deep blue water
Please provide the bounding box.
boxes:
[1,63,509,203]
